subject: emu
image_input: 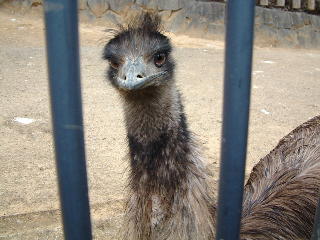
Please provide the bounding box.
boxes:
[102,13,320,240]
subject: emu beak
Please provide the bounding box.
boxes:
[116,58,166,91]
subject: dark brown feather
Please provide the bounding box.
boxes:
[241,115,320,239]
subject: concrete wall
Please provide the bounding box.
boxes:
[254,6,320,48]
[1,0,320,48]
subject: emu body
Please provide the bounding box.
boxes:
[103,13,320,240]
[241,115,320,239]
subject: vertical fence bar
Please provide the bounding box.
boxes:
[311,199,320,239]
[292,0,302,9]
[216,0,255,239]
[260,0,269,6]
[276,0,286,7]
[43,0,92,239]
[308,0,316,10]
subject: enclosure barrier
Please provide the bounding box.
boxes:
[42,0,320,239]
[312,201,320,239]
[43,0,92,239]
[215,1,255,239]
[224,0,317,10]
[258,0,316,10]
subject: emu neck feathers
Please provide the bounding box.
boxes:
[123,84,184,143]
[121,83,216,240]
[122,84,195,191]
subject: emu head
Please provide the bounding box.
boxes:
[103,13,175,92]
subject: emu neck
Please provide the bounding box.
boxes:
[123,84,183,141]
[122,83,192,193]
[121,83,216,239]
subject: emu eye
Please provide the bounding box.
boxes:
[154,53,166,67]
[109,61,120,69]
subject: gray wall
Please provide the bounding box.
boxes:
[1,0,320,48]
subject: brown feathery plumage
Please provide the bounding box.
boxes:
[241,115,320,239]
[103,12,215,240]
[102,12,320,240]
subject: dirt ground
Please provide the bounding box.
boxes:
[0,8,319,239]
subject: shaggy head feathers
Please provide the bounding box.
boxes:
[122,12,163,34]
[102,12,175,92]
[102,12,171,64]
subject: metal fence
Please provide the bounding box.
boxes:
[43,0,320,239]
[215,1,254,239]
[215,0,320,12]
[258,0,317,10]
[43,1,92,239]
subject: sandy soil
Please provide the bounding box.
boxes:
[0,8,319,239]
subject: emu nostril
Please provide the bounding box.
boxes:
[137,74,143,79]
[124,76,127,80]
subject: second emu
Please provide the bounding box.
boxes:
[103,13,320,240]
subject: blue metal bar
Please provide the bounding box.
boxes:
[311,199,320,239]
[43,1,92,239]
[216,1,255,239]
